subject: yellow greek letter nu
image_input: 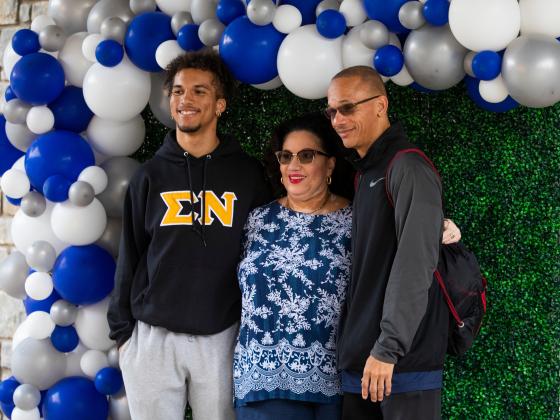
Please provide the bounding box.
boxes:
[160,190,237,227]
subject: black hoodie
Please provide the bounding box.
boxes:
[108,131,272,347]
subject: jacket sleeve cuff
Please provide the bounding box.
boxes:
[370,342,399,364]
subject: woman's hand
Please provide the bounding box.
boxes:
[442,218,461,244]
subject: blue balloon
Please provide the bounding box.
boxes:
[95,39,124,67]
[217,0,246,25]
[374,45,404,77]
[94,367,123,395]
[363,0,409,33]
[51,325,80,352]
[124,12,174,72]
[278,0,322,25]
[177,24,204,52]
[43,174,72,202]
[24,130,95,195]
[0,402,14,418]
[49,86,94,133]
[316,10,346,39]
[0,116,24,177]
[220,16,285,84]
[471,51,502,81]
[52,245,115,305]
[24,288,62,315]
[12,29,40,56]
[0,377,20,404]
[6,196,22,206]
[43,377,109,420]
[4,86,16,101]
[465,76,519,113]
[423,0,449,26]
[10,52,65,105]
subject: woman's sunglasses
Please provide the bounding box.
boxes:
[275,149,330,165]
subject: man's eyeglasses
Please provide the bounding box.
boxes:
[275,149,330,165]
[323,95,382,120]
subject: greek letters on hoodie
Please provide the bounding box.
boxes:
[108,131,272,347]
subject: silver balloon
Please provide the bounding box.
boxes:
[107,346,120,368]
[38,25,67,52]
[98,157,141,218]
[69,180,95,206]
[403,24,467,90]
[3,99,31,125]
[463,51,476,78]
[198,18,225,47]
[171,12,194,36]
[149,72,174,129]
[502,34,560,108]
[20,191,47,217]
[247,0,276,26]
[5,121,38,152]
[95,217,122,258]
[110,392,132,420]
[87,0,134,33]
[100,17,128,43]
[398,1,426,31]
[129,0,157,15]
[48,0,98,35]
[316,0,340,16]
[25,240,56,273]
[0,251,29,299]
[190,0,218,25]
[359,20,389,50]
[11,338,66,390]
[13,384,41,410]
[50,300,78,326]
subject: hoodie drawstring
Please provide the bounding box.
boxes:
[183,151,210,247]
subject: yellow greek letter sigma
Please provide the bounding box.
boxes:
[160,190,237,227]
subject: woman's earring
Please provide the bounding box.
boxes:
[327,176,332,185]
[280,177,284,184]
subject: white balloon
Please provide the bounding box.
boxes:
[0,169,30,199]
[74,297,116,351]
[87,115,145,157]
[78,166,108,195]
[26,311,55,340]
[479,75,509,103]
[24,272,54,301]
[30,14,56,33]
[3,43,21,79]
[10,407,40,420]
[12,321,31,351]
[12,155,25,171]
[519,0,560,38]
[26,106,55,135]
[278,25,343,99]
[155,0,192,16]
[83,57,151,122]
[449,0,520,52]
[80,349,109,378]
[82,33,104,62]
[342,25,374,68]
[58,32,93,87]
[251,76,283,90]
[339,0,367,27]
[65,343,89,377]
[51,199,107,245]
[190,0,217,24]
[155,39,185,70]
[272,4,302,34]
[5,122,38,152]
[391,65,414,86]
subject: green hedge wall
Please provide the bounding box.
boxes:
[140,82,560,419]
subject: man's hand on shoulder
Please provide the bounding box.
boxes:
[361,355,394,402]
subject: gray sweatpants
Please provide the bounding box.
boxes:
[119,320,238,420]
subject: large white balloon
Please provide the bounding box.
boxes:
[58,32,93,87]
[449,0,520,52]
[78,166,108,195]
[272,4,302,34]
[5,122,37,152]
[74,297,116,351]
[51,199,107,245]
[30,15,56,33]
[26,106,55,135]
[155,39,185,70]
[64,343,89,377]
[519,0,560,38]
[25,311,55,340]
[155,0,192,16]
[277,25,343,100]
[0,169,30,199]
[342,25,374,68]
[82,33,104,62]
[10,407,40,420]
[339,0,367,27]
[83,56,151,122]
[87,115,145,157]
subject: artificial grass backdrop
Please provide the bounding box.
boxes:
[140,82,559,419]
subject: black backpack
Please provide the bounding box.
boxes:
[385,148,487,356]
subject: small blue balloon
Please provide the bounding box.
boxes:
[422,0,449,26]
[95,39,124,67]
[465,76,518,113]
[0,402,14,419]
[471,50,502,81]
[49,86,94,133]
[24,288,62,315]
[124,12,174,72]
[6,196,22,206]
[177,24,204,52]
[0,377,20,405]
[51,325,80,352]
[4,86,16,101]
[43,377,109,420]
[217,0,246,25]
[363,0,409,33]
[278,0,322,25]
[43,174,72,202]
[12,29,41,56]
[94,367,123,395]
[316,10,346,39]
[374,45,404,77]
[0,116,24,177]
[10,52,65,105]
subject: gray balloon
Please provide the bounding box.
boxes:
[107,346,120,368]
[149,72,174,129]
[398,1,426,31]
[502,34,560,108]
[247,0,276,26]
[98,157,141,218]
[48,0,97,35]
[26,240,56,273]
[95,217,122,258]
[110,393,132,420]
[69,180,95,206]
[21,191,47,217]
[13,384,41,410]
[100,17,128,43]
[171,11,194,36]
[463,51,476,78]
[50,300,78,326]
[3,99,31,125]
[0,251,29,299]
[360,20,389,50]
[403,24,467,90]
[38,25,67,52]
[5,121,38,152]
[190,0,218,25]
[129,0,157,15]
[11,338,66,390]
[198,18,225,47]
[316,0,340,16]
[87,0,134,34]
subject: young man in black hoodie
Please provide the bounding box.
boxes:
[107,52,271,420]
[327,66,447,419]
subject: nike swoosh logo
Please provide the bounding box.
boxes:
[369,177,385,188]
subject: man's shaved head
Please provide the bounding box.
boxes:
[332,66,387,97]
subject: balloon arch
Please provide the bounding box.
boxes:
[0,0,559,418]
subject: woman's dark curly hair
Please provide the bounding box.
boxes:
[164,50,237,102]
[264,113,355,200]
